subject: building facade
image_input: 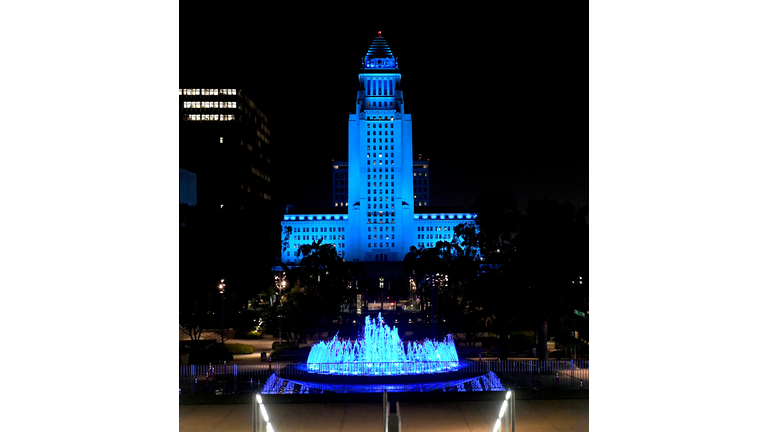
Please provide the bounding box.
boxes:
[179,88,274,211]
[332,160,429,208]
[281,34,474,263]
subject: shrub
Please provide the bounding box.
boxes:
[225,343,255,355]
[272,341,290,350]
[247,330,262,339]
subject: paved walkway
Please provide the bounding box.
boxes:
[179,399,588,431]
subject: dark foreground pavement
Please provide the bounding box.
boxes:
[179,389,588,432]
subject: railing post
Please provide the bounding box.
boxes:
[383,390,388,432]
[253,393,259,432]
[510,389,515,432]
[251,393,258,432]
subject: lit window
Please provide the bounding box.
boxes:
[220,137,223,143]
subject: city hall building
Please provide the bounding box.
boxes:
[281,33,475,264]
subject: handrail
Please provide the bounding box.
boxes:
[492,389,515,432]
[253,393,275,432]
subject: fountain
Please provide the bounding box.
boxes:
[305,313,459,376]
[261,313,504,394]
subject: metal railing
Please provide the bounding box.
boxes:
[179,360,588,395]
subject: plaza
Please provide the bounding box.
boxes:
[180,393,589,432]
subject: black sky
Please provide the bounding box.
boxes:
[180,10,586,213]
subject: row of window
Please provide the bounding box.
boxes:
[368,204,394,209]
[368,160,395,165]
[366,116,394,121]
[185,114,235,121]
[417,234,451,240]
[369,242,394,248]
[291,226,345,233]
[368,189,395,195]
[367,211,396,217]
[417,202,427,206]
[180,89,237,95]
[294,235,345,241]
[251,167,271,182]
[368,138,394,143]
[368,226,393,232]
[368,218,395,224]
[368,182,394,187]
[367,130,394,135]
[414,172,428,177]
[288,243,345,252]
[417,226,452,232]
[368,235,394,240]
[368,145,394,151]
[367,153,394,158]
[368,123,392,129]
[367,101,394,107]
[333,202,349,207]
[256,130,270,145]
[183,101,237,109]
[369,174,394,179]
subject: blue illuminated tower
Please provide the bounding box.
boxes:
[346,32,413,262]
[281,33,474,264]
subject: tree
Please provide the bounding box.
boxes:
[271,239,363,341]
[514,199,589,359]
[271,284,323,348]
[180,203,282,339]
[404,196,588,360]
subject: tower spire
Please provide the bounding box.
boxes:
[364,32,396,69]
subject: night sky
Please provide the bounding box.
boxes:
[180,11,586,213]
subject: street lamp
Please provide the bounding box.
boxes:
[279,280,285,345]
[275,274,286,345]
[218,279,225,344]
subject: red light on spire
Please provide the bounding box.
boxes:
[378,31,382,37]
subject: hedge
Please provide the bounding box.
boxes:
[224,343,255,355]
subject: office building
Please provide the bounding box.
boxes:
[179,88,274,211]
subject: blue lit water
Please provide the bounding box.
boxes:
[306,313,459,376]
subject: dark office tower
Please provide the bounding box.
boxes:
[179,88,273,212]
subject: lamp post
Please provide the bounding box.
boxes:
[275,274,286,345]
[218,279,225,344]
[279,280,285,345]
